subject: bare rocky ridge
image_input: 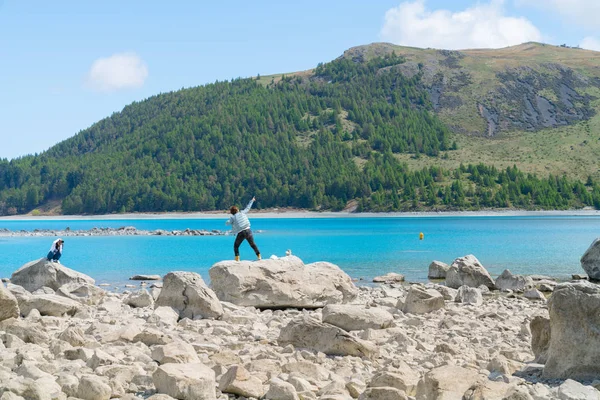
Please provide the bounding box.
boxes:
[341,42,600,137]
[0,256,599,399]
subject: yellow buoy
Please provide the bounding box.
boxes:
[419,232,424,240]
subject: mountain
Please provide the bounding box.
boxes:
[339,42,600,181]
[0,43,599,215]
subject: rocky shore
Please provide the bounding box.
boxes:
[0,227,244,237]
[0,246,600,399]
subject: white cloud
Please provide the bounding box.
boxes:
[87,52,148,92]
[380,0,542,50]
[517,0,600,29]
[581,37,600,52]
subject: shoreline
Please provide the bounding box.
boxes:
[1,208,600,221]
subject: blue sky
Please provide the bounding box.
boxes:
[1,0,599,159]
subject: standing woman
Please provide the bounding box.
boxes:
[47,238,64,263]
[226,197,261,261]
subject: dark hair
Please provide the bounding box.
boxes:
[230,206,239,215]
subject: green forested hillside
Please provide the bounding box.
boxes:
[0,50,598,215]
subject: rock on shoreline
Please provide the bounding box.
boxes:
[0,226,245,237]
[0,256,599,399]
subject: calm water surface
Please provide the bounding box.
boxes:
[0,216,598,287]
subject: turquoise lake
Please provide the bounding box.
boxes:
[0,216,598,288]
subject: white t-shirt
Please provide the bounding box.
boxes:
[49,239,63,253]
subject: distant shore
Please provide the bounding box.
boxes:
[1,208,600,220]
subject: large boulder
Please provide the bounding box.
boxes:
[151,342,200,364]
[155,272,223,320]
[494,269,534,293]
[543,281,600,379]
[401,285,445,314]
[367,366,420,396]
[0,281,19,322]
[77,375,112,400]
[56,282,106,305]
[11,258,95,292]
[153,363,216,400]
[359,387,408,400]
[19,293,81,317]
[428,261,450,279]
[264,377,300,400]
[415,365,482,400]
[125,289,154,308]
[581,238,600,280]
[322,304,394,331]
[279,316,378,358]
[219,365,265,399]
[455,285,483,306]
[445,255,495,289]
[209,256,358,308]
[557,379,600,400]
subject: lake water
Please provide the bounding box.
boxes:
[0,216,598,288]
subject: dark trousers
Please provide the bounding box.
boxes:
[47,251,61,261]
[234,229,260,257]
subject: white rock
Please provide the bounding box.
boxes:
[151,306,180,325]
[0,392,26,400]
[77,374,112,400]
[543,281,600,379]
[56,373,80,397]
[415,365,481,400]
[445,255,495,289]
[557,379,600,400]
[125,289,154,308]
[151,342,200,364]
[264,377,300,400]
[19,294,81,317]
[87,349,119,370]
[428,261,450,279]
[455,286,483,306]
[209,256,358,308]
[153,363,216,400]
[346,378,367,398]
[57,326,87,347]
[0,318,50,345]
[580,238,600,280]
[279,316,378,358]
[368,367,419,396]
[401,285,445,314]
[56,282,106,305]
[11,258,95,292]
[524,289,546,301]
[429,284,457,301]
[373,273,405,283]
[322,304,394,331]
[218,365,265,399]
[133,327,173,346]
[528,383,552,400]
[0,281,19,322]
[359,387,408,400]
[494,269,534,293]
[284,361,330,382]
[155,271,223,319]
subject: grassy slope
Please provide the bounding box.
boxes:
[392,43,600,180]
[266,42,600,181]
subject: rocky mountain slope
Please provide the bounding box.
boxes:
[341,42,600,137]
